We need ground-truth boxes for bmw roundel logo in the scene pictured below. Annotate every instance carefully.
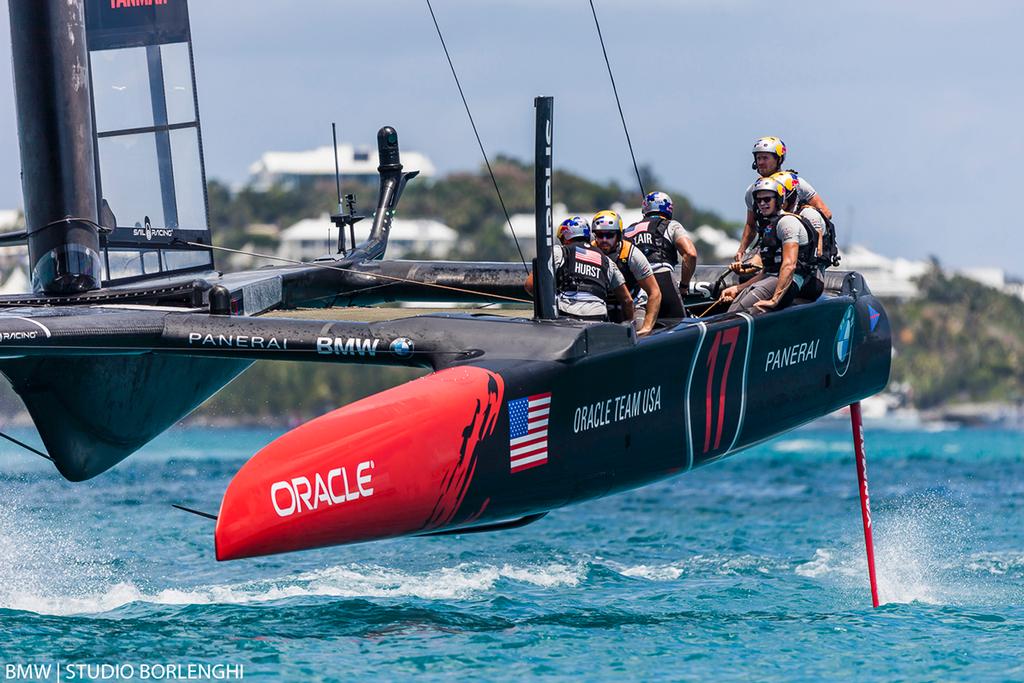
[833,305,855,377]
[390,337,415,358]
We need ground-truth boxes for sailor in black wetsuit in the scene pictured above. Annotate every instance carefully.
[722,176,822,315]
[592,210,661,336]
[623,192,697,319]
[525,216,633,322]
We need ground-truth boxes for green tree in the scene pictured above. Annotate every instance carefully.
[886,265,1024,407]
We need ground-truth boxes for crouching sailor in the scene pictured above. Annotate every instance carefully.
[592,210,661,335]
[721,175,822,315]
[526,216,633,322]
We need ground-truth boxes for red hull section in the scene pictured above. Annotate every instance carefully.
[215,366,504,560]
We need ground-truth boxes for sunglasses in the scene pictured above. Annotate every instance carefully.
[754,195,777,205]
[594,232,618,239]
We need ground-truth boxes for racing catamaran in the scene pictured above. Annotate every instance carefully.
[0,0,886,604]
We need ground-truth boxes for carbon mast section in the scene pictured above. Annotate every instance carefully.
[8,0,103,294]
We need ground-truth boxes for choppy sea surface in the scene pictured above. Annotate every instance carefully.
[0,425,1021,681]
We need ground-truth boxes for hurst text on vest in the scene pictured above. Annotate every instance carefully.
[556,244,613,299]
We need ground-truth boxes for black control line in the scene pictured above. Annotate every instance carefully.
[588,0,646,199]
[424,0,529,272]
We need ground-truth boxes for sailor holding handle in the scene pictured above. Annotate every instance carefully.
[722,175,821,315]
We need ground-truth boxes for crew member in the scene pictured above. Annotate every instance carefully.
[623,191,697,318]
[772,170,835,299]
[733,137,833,269]
[592,210,661,336]
[525,216,633,322]
[721,176,821,315]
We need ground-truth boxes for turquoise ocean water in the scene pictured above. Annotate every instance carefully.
[0,425,1021,681]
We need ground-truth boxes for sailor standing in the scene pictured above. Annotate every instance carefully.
[623,192,697,318]
[525,216,633,323]
[721,176,821,315]
[733,137,833,270]
[591,210,661,336]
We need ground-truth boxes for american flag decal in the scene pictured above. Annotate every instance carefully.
[624,222,647,239]
[575,246,603,266]
[508,392,551,472]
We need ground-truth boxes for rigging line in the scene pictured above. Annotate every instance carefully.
[0,430,52,461]
[184,241,533,304]
[424,0,529,273]
[587,0,645,199]
[171,504,217,521]
[694,295,725,318]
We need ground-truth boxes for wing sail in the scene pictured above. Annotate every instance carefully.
[84,0,214,283]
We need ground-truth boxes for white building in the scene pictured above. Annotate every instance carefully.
[956,267,1005,290]
[692,224,741,262]
[0,209,28,291]
[248,144,436,190]
[278,214,456,262]
[956,267,1024,302]
[0,267,29,295]
[837,244,929,299]
[1003,279,1024,302]
[0,209,19,230]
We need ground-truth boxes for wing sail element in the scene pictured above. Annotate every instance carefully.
[84,0,214,282]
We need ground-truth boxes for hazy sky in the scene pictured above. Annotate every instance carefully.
[0,1,1021,272]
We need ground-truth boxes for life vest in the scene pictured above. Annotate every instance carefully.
[624,215,677,266]
[757,212,818,279]
[610,239,640,293]
[779,168,839,269]
[800,207,841,269]
[556,243,613,299]
[602,239,641,310]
